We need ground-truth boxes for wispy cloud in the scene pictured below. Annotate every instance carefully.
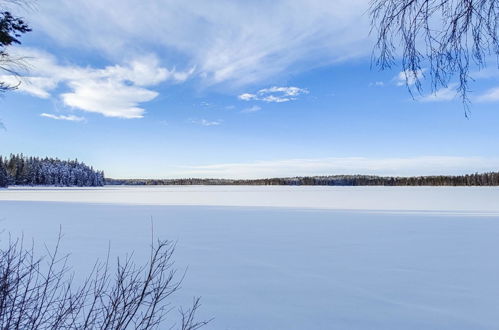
[40,113,86,122]
[5,47,193,119]
[238,93,257,101]
[470,67,499,80]
[27,0,371,86]
[239,86,308,103]
[395,69,425,86]
[369,81,384,87]
[172,156,499,179]
[241,105,262,113]
[191,119,222,126]
[419,84,458,102]
[0,75,57,98]
[476,87,499,102]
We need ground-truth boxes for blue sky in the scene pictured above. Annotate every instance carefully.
[1,0,499,179]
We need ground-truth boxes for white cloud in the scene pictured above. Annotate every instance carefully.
[395,69,425,86]
[27,0,371,86]
[40,113,86,122]
[191,119,222,126]
[61,80,158,119]
[369,81,384,87]
[419,84,458,102]
[470,67,499,80]
[99,56,170,86]
[238,93,257,101]
[476,87,499,102]
[241,105,262,113]
[200,101,213,108]
[239,86,308,103]
[259,86,304,96]
[0,75,58,98]
[173,156,499,179]
[6,47,193,118]
[261,95,290,103]
[171,67,196,83]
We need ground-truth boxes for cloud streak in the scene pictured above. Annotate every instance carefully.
[40,113,86,122]
[241,105,262,113]
[239,86,308,103]
[418,84,458,102]
[191,119,222,126]
[27,0,371,86]
[476,87,499,102]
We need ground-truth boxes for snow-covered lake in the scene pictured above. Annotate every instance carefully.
[1,186,499,329]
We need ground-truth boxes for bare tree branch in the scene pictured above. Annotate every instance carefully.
[370,0,499,115]
[0,232,209,329]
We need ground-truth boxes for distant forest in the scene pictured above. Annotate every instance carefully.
[106,172,499,186]
[0,154,105,187]
[1,154,498,187]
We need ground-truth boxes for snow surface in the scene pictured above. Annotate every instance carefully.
[2,185,499,212]
[1,186,499,329]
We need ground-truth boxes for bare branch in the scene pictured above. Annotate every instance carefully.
[0,232,208,329]
[370,0,499,115]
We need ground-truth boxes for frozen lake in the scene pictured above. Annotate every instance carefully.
[2,185,499,212]
[1,186,499,329]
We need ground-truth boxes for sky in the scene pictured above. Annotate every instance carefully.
[1,0,499,179]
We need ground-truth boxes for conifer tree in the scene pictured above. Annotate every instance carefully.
[1,154,105,187]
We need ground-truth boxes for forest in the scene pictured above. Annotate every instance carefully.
[106,172,499,186]
[0,154,105,187]
[2,154,498,187]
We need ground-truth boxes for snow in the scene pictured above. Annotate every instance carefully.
[2,185,499,212]
[1,186,499,329]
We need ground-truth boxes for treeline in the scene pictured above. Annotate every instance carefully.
[0,154,105,187]
[106,172,499,186]
[2,154,496,187]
